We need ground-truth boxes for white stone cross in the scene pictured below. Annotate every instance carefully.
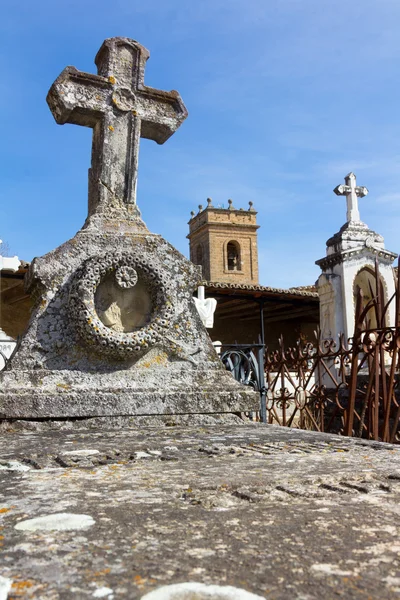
[47,37,187,218]
[333,172,368,223]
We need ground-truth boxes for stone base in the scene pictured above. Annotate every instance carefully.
[0,223,258,420]
[0,368,258,419]
[0,413,249,433]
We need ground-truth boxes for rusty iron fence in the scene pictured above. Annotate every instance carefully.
[264,260,400,443]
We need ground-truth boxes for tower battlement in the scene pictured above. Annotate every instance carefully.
[187,198,259,284]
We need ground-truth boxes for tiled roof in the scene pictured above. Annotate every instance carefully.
[203,281,319,299]
[288,284,318,293]
[0,260,29,274]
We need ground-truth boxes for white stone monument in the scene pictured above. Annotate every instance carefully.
[194,286,217,328]
[316,173,397,344]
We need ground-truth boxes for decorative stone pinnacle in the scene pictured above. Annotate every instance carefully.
[228,199,233,209]
[333,172,369,223]
[198,204,203,213]
[248,201,254,211]
[207,198,213,207]
[190,211,195,218]
[46,37,188,219]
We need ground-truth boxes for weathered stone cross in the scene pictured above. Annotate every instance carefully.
[47,37,187,218]
[333,172,368,223]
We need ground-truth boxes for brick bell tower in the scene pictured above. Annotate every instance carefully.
[187,198,259,284]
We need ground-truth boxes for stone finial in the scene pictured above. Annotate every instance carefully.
[248,201,254,211]
[46,37,188,218]
[207,197,213,207]
[228,199,233,210]
[333,172,368,223]
[198,204,203,213]
[190,211,195,219]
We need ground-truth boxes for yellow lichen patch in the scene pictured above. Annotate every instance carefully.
[56,383,71,390]
[11,580,34,593]
[92,568,111,577]
[132,110,137,115]
[142,353,168,369]
[108,76,116,85]
[133,575,147,588]
[0,508,10,514]
[108,125,114,132]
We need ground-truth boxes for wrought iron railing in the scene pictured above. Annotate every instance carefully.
[264,260,400,442]
[217,343,267,422]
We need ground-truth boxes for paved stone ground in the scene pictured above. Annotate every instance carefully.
[1,423,400,599]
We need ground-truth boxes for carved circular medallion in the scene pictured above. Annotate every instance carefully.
[112,87,136,112]
[69,253,174,359]
[115,265,138,288]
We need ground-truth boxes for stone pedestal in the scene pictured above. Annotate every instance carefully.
[0,220,257,419]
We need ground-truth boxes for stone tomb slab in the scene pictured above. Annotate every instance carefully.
[1,424,400,599]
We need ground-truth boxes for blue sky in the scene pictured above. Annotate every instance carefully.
[2,0,400,288]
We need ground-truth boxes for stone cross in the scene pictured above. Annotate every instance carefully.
[333,172,368,223]
[47,37,188,217]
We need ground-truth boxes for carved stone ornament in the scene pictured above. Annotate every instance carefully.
[112,87,137,112]
[115,265,138,288]
[69,253,174,359]
[365,235,375,249]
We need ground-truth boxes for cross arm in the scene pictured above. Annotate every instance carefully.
[333,184,369,197]
[355,186,368,197]
[333,184,350,196]
[136,87,188,144]
[47,66,111,128]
